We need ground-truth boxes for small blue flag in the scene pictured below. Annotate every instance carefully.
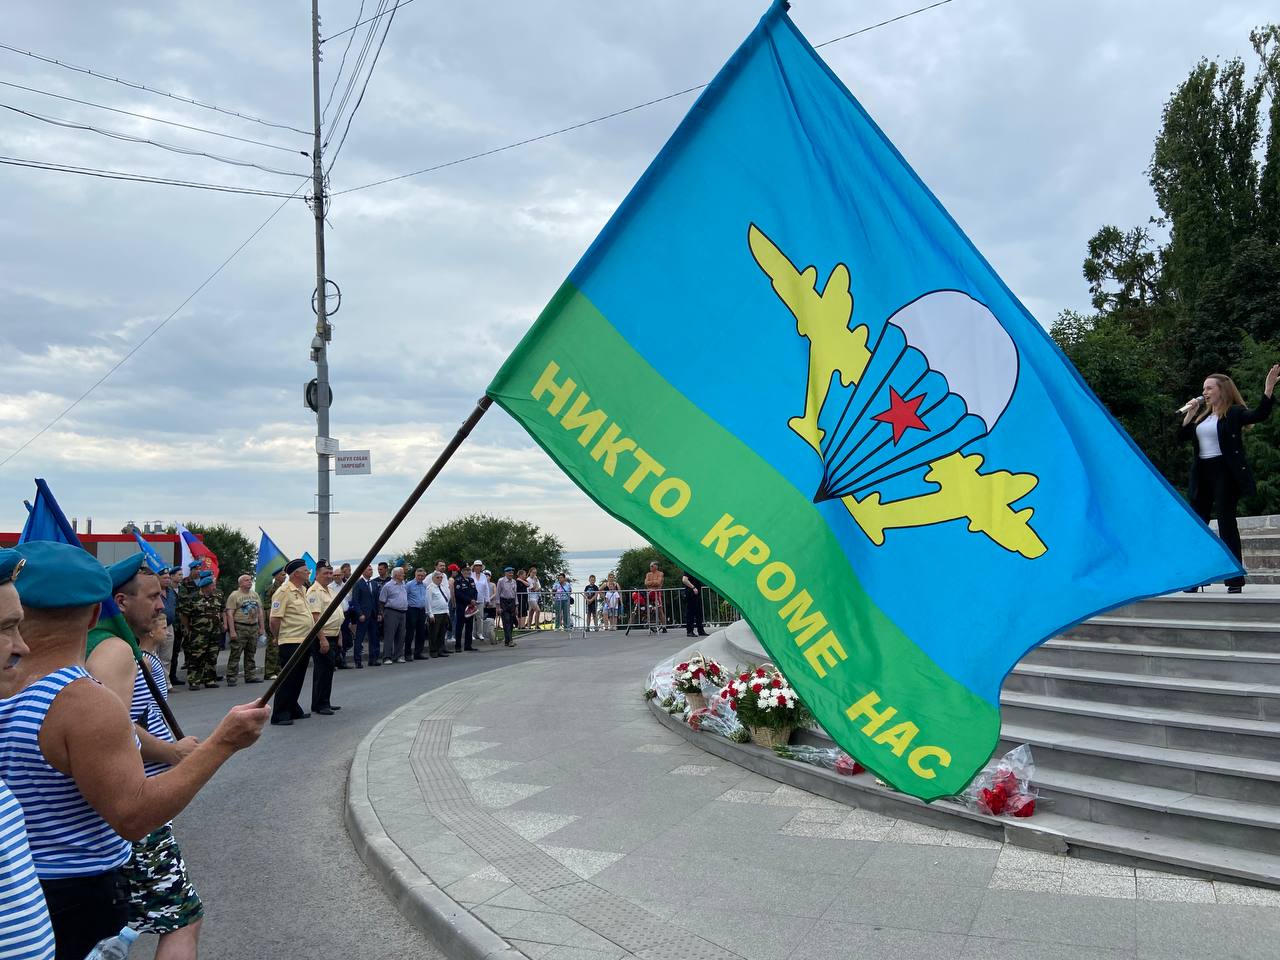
[132,530,169,573]
[18,479,81,546]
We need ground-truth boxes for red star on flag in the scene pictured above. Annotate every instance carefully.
[872,387,929,444]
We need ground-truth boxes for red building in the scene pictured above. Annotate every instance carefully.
[0,533,186,567]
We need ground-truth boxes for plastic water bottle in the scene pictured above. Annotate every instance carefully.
[84,926,139,959]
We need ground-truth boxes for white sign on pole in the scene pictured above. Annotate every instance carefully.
[316,437,339,456]
[334,450,372,476]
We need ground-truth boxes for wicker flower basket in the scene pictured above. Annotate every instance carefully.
[684,690,707,712]
[748,725,793,749]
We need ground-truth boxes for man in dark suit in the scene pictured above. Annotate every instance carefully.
[368,562,390,666]
[350,565,376,668]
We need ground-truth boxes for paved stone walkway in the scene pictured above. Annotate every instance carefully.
[351,645,1280,960]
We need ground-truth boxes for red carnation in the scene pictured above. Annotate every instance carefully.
[677,663,689,671]
[730,699,739,710]
[739,673,750,681]
[751,682,763,693]
[755,668,766,678]
[771,677,782,688]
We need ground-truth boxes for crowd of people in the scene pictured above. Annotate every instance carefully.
[0,542,718,960]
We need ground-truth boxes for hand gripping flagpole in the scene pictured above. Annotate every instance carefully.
[256,397,493,708]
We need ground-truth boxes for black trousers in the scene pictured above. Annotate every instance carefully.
[685,589,705,634]
[428,613,450,655]
[453,608,474,651]
[272,642,311,721]
[42,868,128,960]
[1192,456,1246,586]
[407,607,427,658]
[311,637,336,710]
[500,597,518,644]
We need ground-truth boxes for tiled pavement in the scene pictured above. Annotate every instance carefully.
[350,649,1280,960]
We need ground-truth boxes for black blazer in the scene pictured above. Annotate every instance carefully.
[352,576,375,616]
[1178,394,1273,499]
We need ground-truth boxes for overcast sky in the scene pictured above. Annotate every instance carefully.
[0,0,1272,562]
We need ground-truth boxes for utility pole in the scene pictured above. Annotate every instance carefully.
[309,0,333,560]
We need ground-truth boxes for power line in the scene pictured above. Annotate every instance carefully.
[332,0,958,197]
[0,78,307,155]
[325,0,389,147]
[0,183,307,471]
[0,101,310,178]
[814,0,955,46]
[321,0,417,43]
[0,155,303,198]
[325,0,398,174]
[0,39,310,136]
[331,84,707,196]
[322,0,367,125]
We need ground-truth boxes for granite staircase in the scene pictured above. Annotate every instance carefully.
[687,591,1280,886]
[1000,591,1280,885]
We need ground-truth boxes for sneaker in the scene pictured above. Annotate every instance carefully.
[188,684,201,692]
[204,682,221,689]
[245,678,262,684]
[384,658,394,665]
[266,674,278,680]
[395,658,406,663]
[226,679,238,687]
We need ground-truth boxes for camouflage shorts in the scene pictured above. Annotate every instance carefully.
[123,825,204,934]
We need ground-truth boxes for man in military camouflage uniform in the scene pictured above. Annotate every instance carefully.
[260,568,286,679]
[169,560,201,684]
[183,571,223,690]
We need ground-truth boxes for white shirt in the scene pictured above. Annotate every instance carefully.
[473,571,492,603]
[1195,414,1222,459]
[426,579,452,615]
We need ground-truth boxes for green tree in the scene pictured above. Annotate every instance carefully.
[402,514,564,576]
[1060,24,1280,509]
[615,545,680,591]
[1230,335,1280,514]
[167,523,256,597]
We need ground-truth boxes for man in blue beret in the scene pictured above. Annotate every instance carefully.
[0,541,269,958]
[172,561,204,688]
[183,572,223,692]
[87,555,206,958]
[0,548,57,960]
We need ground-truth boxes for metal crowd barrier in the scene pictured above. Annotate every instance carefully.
[512,584,740,637]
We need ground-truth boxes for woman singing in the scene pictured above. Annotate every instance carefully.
[1177,365,1279,592]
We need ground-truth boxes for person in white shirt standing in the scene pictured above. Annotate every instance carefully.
[470,561,491,645]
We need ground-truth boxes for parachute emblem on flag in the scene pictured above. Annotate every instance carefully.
[748,224,1047,559]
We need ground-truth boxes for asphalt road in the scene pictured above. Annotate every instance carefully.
[128,627,638,960]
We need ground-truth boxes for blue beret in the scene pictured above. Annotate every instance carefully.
[188,560,203,571]
[196,571,214,587]
[12,541,111,609]
[0,548,23,586]
[107,553,147,592]
[168,566,182,576]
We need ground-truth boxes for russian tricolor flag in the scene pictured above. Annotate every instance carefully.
[177,524,219,578]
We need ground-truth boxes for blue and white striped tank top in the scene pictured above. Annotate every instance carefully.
[0,666,132,879]
[131,651,175,777]
[0,779,55,960]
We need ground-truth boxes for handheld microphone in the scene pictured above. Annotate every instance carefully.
[1177,395,1207,415]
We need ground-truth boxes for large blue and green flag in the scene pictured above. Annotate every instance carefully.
[488,1,1238,800]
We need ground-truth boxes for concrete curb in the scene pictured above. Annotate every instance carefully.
[345,689,527,960]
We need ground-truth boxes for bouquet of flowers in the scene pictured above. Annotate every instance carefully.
[961,744,1037,818]
[720,665,810,746]
[672,655,727,694]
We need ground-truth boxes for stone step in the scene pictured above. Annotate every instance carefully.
[1032,769,1280,852]
[651,698,1280,886]
[999,691,1280,761]
[1241,553,1280,569]
[1066,617,1280,652]
[997,724,1280,805]
[1024,811,1280,887]
[1109,594,1280,623]
[1026,638,1280,683]
[1005,663,1280,720]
